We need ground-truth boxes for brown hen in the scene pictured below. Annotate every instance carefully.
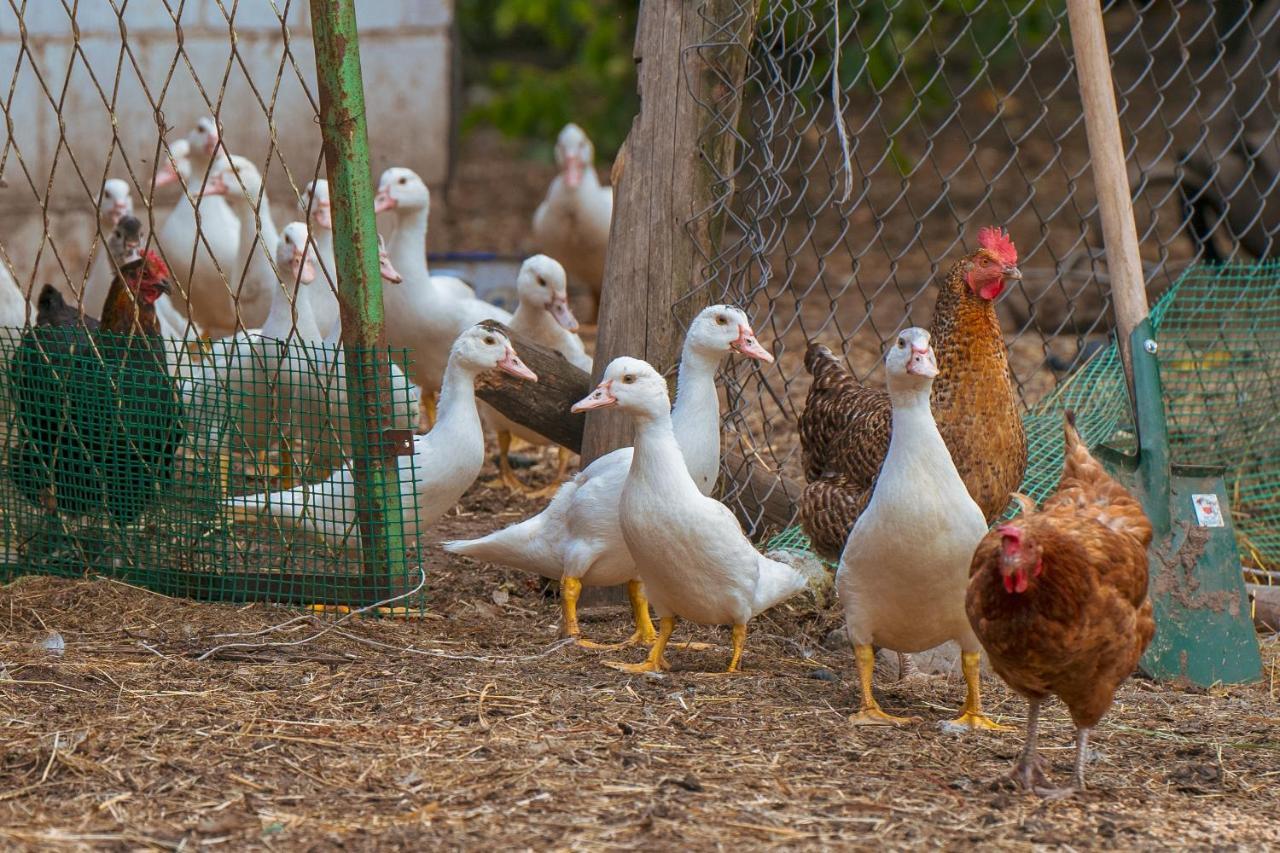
[798,227,1028,559]
[966,413,1154,794]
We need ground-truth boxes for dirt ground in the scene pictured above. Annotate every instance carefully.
[1,469,1278,851]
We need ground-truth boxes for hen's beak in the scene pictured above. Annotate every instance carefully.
[907,345,938,378]
[549,294,579,332]
[290,247,317,284]
[731,324,774,363]
[379,242,402,284]
[497,346,538,382]
[154,278,173,296]
[373,189,396,213]
[1002,264,1022,281]
[563,153,584,188]
[572,380,616,412]
[312,201,333,230]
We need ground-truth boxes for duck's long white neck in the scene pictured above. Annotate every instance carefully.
[426,359,481,452]
[235,196,280,278]
[631,407,703,498]
[670,344,724,494]
[388,206,429,281]
[512,301,562,343]
[262,279,321,342]
[884,381,947,468]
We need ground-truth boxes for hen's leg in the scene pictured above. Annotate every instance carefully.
[606,616,674,673]
[947,651,1014,731]
[849,644,918,726]
[1011,699,1053,790]
[1073,727,1091,791]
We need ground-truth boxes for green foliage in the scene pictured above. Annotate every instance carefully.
[458,0,639,157]
[458,1,1061,160]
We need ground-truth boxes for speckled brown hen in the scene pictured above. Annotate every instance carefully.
[798,228,1028,560]
[966,413,1154,794]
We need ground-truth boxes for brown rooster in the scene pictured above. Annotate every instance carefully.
[799,227,1027,560]
[966,413,1154,794]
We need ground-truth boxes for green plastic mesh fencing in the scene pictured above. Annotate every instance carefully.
[0,333,424,609]
[1157,262,1280,568]
[765,264,1280,563]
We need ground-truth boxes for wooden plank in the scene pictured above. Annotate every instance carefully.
[584,0,757,462]
[1066,0,1148,382]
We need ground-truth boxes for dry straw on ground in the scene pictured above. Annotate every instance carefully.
[1,476,1277,851]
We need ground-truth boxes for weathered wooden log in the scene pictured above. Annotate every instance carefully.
[474,319,800,537]
[475,320,592,449]
[1247,583,1280,633]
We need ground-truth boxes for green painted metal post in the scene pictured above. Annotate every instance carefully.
[310,1,408,597]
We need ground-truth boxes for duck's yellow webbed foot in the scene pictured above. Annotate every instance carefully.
[849,643,919,727]
[605,616,674,672]
[945,651,1014,732]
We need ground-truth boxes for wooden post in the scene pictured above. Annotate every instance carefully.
[1067,0,1149,383]
[582,0,757,463]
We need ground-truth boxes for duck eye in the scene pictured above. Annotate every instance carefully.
[897,338,905,348]
[483,336,496,346]
[398,177,408,185]
[716,315,727,325]
[536,277,546,286]
[623,374,635,384]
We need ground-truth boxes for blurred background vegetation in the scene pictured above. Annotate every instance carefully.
[458,1,1062,163]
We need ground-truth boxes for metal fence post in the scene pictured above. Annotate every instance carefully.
[310,0,408,598]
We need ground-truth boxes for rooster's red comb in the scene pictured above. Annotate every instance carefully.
[977,226,1018,266]
[141,250,170,283]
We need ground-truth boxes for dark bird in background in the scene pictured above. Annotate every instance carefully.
[36,285,100,330]
[7,245,184,525]
[798,228,1029,560]
[966,413,1154,795]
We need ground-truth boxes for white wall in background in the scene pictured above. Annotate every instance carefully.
[0,0,453,294]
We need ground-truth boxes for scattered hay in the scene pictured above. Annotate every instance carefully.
[1,488,1277,849]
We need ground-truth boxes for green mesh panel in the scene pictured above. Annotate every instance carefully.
[763,265,1269,563]
[1156,262,1280,567]
[0,332,423,610]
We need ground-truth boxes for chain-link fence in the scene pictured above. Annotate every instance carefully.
[671,1,1280,535]
[0,2,435,606]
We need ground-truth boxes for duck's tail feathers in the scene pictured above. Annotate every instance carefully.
[750,554,809,617]
[444,511,559,574]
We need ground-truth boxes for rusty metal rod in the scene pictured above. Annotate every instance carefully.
[310,0,408,596]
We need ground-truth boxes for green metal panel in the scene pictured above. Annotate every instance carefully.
[310,0,410,598]
[1124,321,1260,684]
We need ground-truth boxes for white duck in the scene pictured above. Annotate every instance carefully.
[445,305,774,646]
[294,237,421,480]
[837,327,1008,730]
[375,167,509,418]
[485,254,590,494]
[84,178,133,313]
[157,117,246,337]
[532,124,613,320]
[216,220,321,484]
[573,357,805,673]
[224,325,536,547]
[217,156,296,335]
[299,179,342,339]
